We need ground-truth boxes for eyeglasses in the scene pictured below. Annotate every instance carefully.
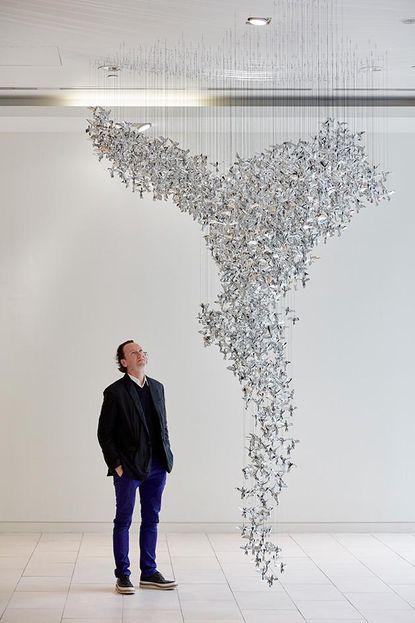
[129,350,148,357]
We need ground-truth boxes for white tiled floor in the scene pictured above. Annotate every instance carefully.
[1,532,415,622]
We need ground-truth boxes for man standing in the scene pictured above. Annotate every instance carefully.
[97,340,177,594]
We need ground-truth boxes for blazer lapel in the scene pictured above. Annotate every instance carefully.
[147,377,164,426]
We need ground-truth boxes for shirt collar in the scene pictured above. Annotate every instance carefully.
[128,374,147,389]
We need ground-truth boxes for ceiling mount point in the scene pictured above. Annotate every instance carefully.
[98,64,121,72]
[359,65,383,72]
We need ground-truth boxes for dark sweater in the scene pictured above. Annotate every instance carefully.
[131,380,167,467]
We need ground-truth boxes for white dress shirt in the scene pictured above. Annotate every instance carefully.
[128,374,147,389]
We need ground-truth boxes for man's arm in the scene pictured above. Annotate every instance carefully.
[97,388,122,473]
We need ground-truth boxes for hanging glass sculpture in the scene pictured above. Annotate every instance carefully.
[87,106,390,585]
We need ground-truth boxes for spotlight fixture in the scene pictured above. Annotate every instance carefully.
[401,18,415,24]
[246,17,271,26]
[131,122,152,133]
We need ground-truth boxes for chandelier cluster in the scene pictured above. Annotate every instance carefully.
[87,106,390,586]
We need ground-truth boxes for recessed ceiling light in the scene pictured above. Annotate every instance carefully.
[246,17,271,26]
[132,122,152,133]
[401,18,415,24]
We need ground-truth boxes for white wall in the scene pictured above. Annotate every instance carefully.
[0,126,414,527]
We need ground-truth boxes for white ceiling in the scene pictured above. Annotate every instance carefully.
[0,0,414,111]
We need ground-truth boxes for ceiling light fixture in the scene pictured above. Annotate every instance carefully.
[246,17,271,26]
[401,18,415,24]
[132,122,152,133]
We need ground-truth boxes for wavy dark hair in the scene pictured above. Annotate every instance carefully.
[116,340,134,373]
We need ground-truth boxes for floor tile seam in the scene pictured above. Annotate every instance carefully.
[250,533,309,622]
[289,533,370,623]
[371,533,415,570]
[60,531,84,623]
[331,532,415,611]
[165,530,185,623]
[205,531,251,623]
[205,532,307,622]
[2,531,44,618]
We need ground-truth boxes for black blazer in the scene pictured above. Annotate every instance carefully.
[97,373,174,480]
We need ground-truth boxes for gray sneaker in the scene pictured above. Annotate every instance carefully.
[139,570,178,590]
[115,575,135,594]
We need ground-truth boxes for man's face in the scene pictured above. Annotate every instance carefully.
[121,342,147,372]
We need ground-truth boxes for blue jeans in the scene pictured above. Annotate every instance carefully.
[113,456,167,578]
